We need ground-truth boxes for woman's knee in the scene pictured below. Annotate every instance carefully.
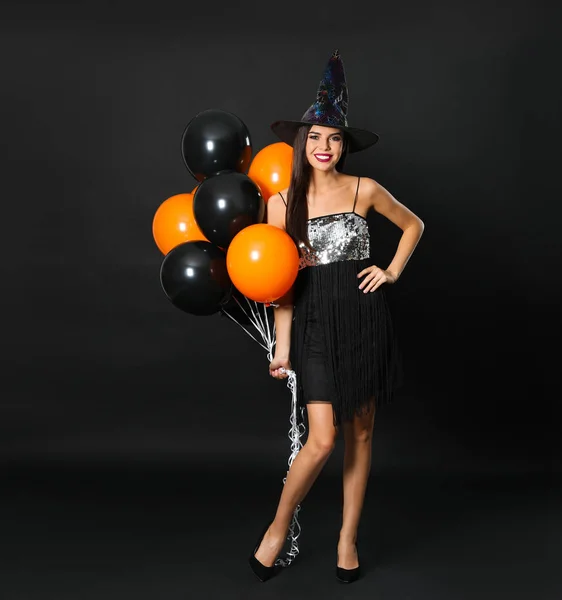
[305,403,338,457]
[352,427,372,444]
[345,407,376,443]
[307,435,337,458]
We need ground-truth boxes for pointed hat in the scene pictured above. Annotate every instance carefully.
[270,50,379,153]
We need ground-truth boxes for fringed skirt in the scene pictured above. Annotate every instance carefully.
[292,258,403,427]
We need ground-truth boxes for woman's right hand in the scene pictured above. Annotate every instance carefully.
[269,356,291,380]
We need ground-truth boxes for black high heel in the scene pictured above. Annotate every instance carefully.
[248,522,280,582]
[336,564,361,583]
[336,546,361,583]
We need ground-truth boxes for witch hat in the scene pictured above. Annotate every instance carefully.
[270,50,379,153]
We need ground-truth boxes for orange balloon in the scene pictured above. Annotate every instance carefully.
[248,142,293,203]
[152,193,208,255]
[227,224,299,303]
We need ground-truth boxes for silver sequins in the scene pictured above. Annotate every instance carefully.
[298,212,370,269]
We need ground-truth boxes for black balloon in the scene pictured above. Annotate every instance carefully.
[181,109,252,182]
[193,171,265,248]
[160,241,232,316]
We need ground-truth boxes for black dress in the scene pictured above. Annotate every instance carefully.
[279,177,402,427]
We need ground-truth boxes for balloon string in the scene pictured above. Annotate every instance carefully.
[222,297,306,568]
[220,308,269,352]
[230,297,269,343]
[261,300,275,360]
[274,367,306,568]
[248,297,267,339]
[232,296,267,341]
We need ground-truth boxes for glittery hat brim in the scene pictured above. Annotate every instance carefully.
[270,120,379,153]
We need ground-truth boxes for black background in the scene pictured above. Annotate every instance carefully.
[1,1,560,598]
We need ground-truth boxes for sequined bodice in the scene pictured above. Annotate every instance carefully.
[298,212,370,269]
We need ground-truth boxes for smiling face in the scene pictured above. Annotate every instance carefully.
[305,126,344,171]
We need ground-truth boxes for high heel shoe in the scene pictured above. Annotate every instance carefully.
[336,564,361,583]
[336,546,361,583]
[248,522,281,582]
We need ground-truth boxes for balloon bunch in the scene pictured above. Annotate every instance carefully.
[153,108,298,316]
[152,109,304,568]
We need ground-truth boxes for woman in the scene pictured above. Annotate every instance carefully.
[248,51,425,583]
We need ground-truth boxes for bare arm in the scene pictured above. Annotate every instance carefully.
[272,287,294,360]
[267,192,294,361]
[363,177,425,281]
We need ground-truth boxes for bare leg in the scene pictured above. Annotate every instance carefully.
[254,402,338,566]
[338,400,376,569]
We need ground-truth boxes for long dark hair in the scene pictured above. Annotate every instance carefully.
[285,125,349,249]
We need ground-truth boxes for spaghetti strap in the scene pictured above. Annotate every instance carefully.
[278,191,287,207]
[352,177,361,213]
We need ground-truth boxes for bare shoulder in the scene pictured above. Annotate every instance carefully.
[266,189,288,229]
[359,176,399,209]
[267,188,288,210]
[358,176,424,231]
[354,176,380,216]
[357,176,379,196]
